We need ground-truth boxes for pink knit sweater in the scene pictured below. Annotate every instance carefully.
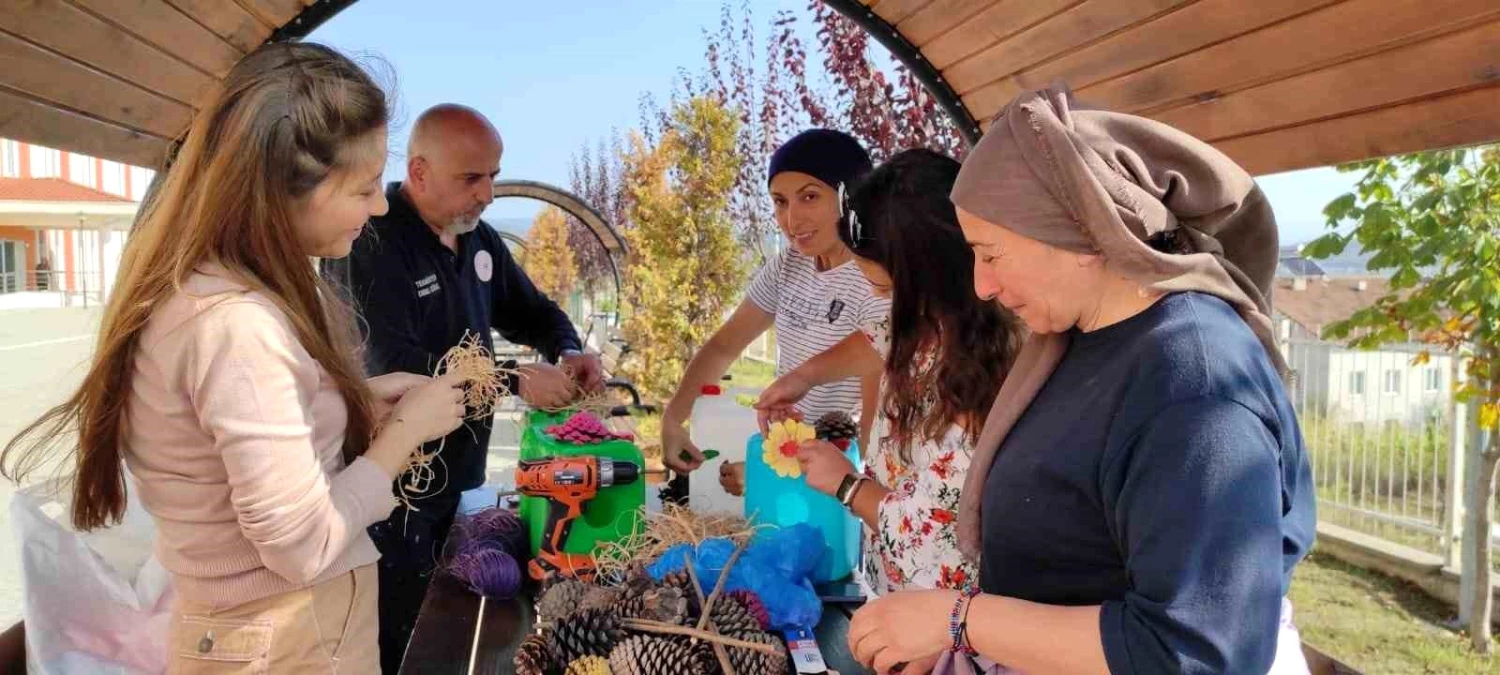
[123,265,394,606]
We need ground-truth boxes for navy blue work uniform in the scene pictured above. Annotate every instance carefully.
[322,182,581,673]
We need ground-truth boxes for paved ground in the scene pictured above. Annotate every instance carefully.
[0,307,529,627]
[0,307,101,626]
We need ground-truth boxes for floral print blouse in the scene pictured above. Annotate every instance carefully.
[858,313,980,597]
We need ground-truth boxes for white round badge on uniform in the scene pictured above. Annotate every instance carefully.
[475,250,494,282]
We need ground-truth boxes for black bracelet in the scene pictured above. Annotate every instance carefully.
[958,592,978,656]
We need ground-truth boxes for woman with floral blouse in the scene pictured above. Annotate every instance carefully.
[756,149,1024,595]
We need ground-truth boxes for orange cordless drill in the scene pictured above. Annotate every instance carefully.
[516,455,641,582]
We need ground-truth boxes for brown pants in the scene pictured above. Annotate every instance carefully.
[166,565,379,674]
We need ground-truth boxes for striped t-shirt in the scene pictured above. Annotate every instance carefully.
[746,248,890,421]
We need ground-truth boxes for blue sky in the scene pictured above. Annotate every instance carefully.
[309,0,1356,246]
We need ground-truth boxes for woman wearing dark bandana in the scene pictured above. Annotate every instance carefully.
[847,88,1316,675]
[660,129,890,491]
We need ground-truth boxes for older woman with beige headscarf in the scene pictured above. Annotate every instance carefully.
[846,88,1316,675]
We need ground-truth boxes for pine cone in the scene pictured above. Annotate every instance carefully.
[565,655,613,675]
[607,635,713,675]
[617,585,691,625]
[620,565,656,599]
[675,637,719,675]
[725,590,771,631]
[659,569,702,617]
[815,411,858,443]
[514,631,557,675]
[725,631,788,675]
[549,608,626,664]
[707,595,762,639]
[660,569,697,594]
[578,586,622,615]
[538,579,591,624]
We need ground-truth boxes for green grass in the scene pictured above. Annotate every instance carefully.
[1291,552,1497,673]
[726,357,776,388]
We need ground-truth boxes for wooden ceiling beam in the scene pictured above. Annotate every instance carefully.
[961,0,1340,121]
[70,0,244,75]
[1077,0,1500,116]
[920,0,1075,70]
[163,0,268,53]
[1158,19,1500,146]
[944,0,1193,93]
[0,30,193,139]
[1217,84,1500,176]
[0,86,173,169]
[0,0,215,107]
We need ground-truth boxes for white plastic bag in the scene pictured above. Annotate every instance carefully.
[12,479,174,674]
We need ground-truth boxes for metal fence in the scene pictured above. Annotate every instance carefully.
[1284,336,1497,568]
[0,269,108,308]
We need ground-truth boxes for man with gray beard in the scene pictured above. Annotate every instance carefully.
[323,103,603,672]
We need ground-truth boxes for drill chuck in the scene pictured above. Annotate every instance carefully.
[599,457,640,487]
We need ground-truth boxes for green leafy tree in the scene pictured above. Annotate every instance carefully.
[617,96,747,398]
[1303,144,1500,651]
[524,206,579,305]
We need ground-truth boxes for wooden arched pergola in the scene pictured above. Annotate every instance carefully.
[1,0,1497,181]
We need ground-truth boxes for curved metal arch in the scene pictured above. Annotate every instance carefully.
[490,179,625,302]
[491,180,626,255]
[266,0,364,44]
[498,231,527,251]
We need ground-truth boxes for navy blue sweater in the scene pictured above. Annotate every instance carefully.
[979,292,1315,674]
[323,183,581,498]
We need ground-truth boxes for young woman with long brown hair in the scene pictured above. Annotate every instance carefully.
[756,148,1023,597]
[2,42,466,672]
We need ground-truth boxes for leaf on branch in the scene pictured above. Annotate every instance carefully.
[1323,193,1358,222]
[1301,234,1347,260]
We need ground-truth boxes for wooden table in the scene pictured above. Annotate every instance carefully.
[398,571,871,674]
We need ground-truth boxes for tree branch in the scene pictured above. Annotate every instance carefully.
[620,618,780,655]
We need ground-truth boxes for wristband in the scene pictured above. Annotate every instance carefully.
[948,589,979,656]
[836,473,867,506]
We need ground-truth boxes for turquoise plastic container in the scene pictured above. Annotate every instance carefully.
[742,433,861,583]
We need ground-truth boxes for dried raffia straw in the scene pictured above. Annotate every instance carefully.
[535,390,617,418]
[436,330,517,421]
[394,330,523,516]
[591,504,765,586]
[536,361,618,417]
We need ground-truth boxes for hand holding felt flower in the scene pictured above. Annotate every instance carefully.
[763,419,816,478]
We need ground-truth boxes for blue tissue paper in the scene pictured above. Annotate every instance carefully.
[647,524,826,630]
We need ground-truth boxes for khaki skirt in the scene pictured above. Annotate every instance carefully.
[166,564,379,674]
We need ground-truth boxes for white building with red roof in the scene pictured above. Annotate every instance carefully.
[0,138,150,305]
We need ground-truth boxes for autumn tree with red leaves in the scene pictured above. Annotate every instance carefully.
[566,133,629,294]
[571,0,968,268]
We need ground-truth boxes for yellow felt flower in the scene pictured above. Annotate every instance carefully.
[763,419,816,478]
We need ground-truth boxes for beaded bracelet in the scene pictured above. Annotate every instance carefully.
[947,588,980,656]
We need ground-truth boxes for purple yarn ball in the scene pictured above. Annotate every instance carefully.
[445,547,523,599]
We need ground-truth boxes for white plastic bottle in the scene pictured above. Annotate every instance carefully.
[687,384,758,514]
